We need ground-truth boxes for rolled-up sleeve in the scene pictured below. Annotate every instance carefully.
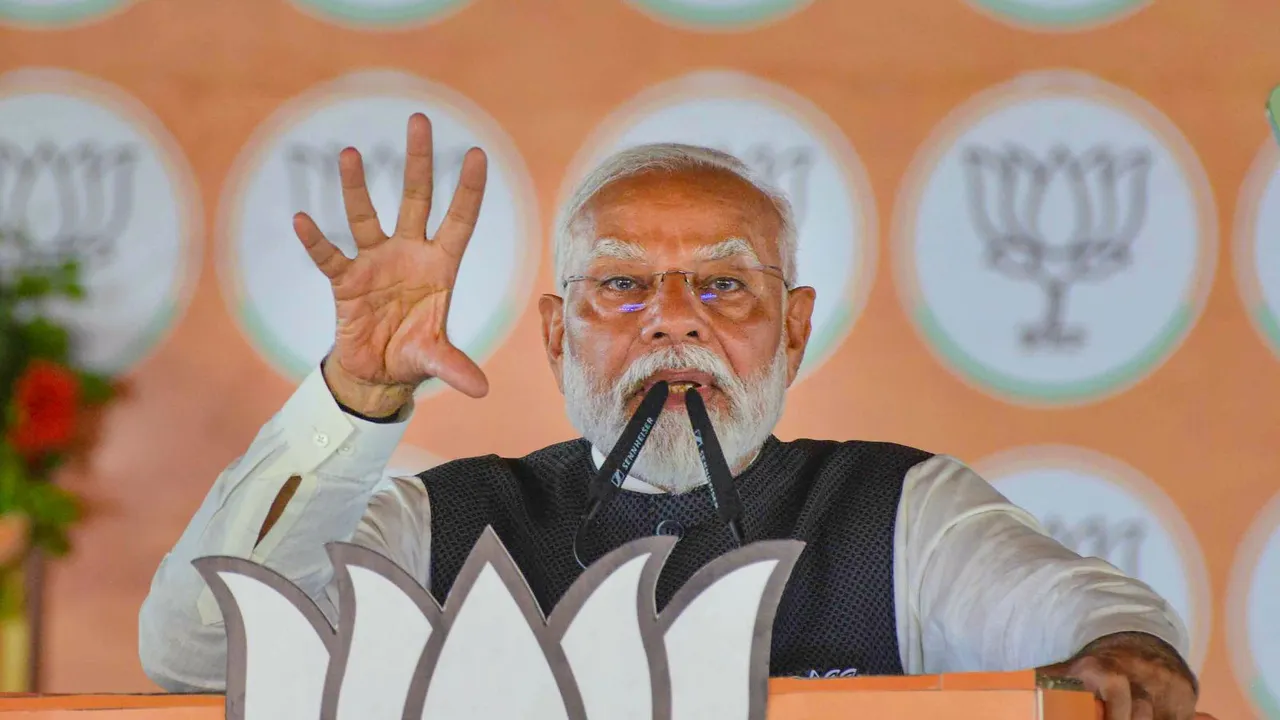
[138,365,430,692]
[895,455,1188,674]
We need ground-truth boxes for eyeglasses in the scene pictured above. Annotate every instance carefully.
[562,263,790,320]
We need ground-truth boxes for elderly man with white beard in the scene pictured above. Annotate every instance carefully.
[140,113,1210,720]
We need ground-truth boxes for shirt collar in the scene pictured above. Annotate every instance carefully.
[590,446,666,494]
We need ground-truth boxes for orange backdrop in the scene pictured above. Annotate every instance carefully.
[0,1,1278,719]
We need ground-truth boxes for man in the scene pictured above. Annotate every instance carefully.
[140,113,1208,720]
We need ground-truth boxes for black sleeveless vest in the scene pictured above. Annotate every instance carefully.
[416,436,932,677]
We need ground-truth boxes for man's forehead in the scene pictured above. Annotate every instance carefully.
[580,170,783,264]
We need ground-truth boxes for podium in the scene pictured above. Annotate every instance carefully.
[0,671,1101,718]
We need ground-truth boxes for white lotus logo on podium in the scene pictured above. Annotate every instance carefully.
[195,528,803,720]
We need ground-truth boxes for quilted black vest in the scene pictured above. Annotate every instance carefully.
[417,435,932,677]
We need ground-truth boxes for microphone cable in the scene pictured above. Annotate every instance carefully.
[573,380,669,569]
[683,387,746,546]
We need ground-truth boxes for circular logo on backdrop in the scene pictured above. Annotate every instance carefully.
[0,0,129,26]
[289,0,469,27]
[894,70,1216,407]
[978,445,1210,670]
[564,70,877,381]
[1233,140,1280,360]
[218,70,538,388]
[964,0,1149,30]
[0,68,201,373]
[1228,492,1280,718]
[624,0,810,29]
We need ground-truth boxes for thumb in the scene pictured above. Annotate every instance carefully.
[416,341,489,399]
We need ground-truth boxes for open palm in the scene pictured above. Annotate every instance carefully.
[294,113,490,404]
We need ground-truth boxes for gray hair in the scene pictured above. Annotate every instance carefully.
[555,143,798,289]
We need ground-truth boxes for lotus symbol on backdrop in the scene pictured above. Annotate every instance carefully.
[0,140,136,265]
[1042,515,1147,577]
[711,143,816,225]
[195,527,803,720]
[285,142,469,253]
[962,144,1152,350]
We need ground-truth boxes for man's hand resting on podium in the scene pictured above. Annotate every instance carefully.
[1040,632,1216,720]
[293,112,491,418]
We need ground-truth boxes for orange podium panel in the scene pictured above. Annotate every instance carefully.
[0,671,1101,719]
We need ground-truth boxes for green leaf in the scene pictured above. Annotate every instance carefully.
[58,258,80,278]
[20,318,69,361]
[55,260,85,301]
[23,483,80,528]
[78,373,114,405]
[0,403,16,436]
[29,523,69,557]
[0,447,25,514]
[13,273,53,300]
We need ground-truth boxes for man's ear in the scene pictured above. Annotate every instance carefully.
[539,294,567,393]
[783,286,816,386]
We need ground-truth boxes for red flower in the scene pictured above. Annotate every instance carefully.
[7,360,81,458]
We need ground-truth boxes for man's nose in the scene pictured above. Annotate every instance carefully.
[641,273,711,343]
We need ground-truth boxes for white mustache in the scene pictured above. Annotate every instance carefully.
[613,345,744,403]
[561,336,789,494]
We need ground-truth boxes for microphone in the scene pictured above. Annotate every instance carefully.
[683,387,746,546]
[581,380,669,529]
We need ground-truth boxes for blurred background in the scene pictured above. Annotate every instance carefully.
[0,0,1277,717]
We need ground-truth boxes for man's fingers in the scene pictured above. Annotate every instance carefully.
[293,212,350,279]
[419,341,489,399]
[1097,674,1134,720]
[1131,698,1154,720]
[1070,658,1133,720]
[395,113,434,239]
[338,147,386,249]
[433,147,487,257]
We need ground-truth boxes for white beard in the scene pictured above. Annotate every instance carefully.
[562,338,789,494]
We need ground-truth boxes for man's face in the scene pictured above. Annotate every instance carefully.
[538,168,816,492]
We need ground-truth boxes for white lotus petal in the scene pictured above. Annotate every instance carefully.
[334,564,433,720]
[664,559,780,720]
[217,571,330,720]
[560,554,652,720]
[420,564,570,720]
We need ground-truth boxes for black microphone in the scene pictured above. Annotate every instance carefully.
[581,380,669,528]
[683,387,746,546]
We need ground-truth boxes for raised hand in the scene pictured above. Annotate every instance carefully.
[293,113,489,417]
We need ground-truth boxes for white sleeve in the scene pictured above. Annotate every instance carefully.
[894,455,1188,674]
[137,366,433,692]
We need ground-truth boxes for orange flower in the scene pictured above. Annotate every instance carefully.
[7,360,81,458]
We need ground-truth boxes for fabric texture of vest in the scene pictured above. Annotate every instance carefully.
[417,436,932,677]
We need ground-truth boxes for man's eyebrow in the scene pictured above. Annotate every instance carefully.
[587,238,648,262]
[694,237,762,264]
